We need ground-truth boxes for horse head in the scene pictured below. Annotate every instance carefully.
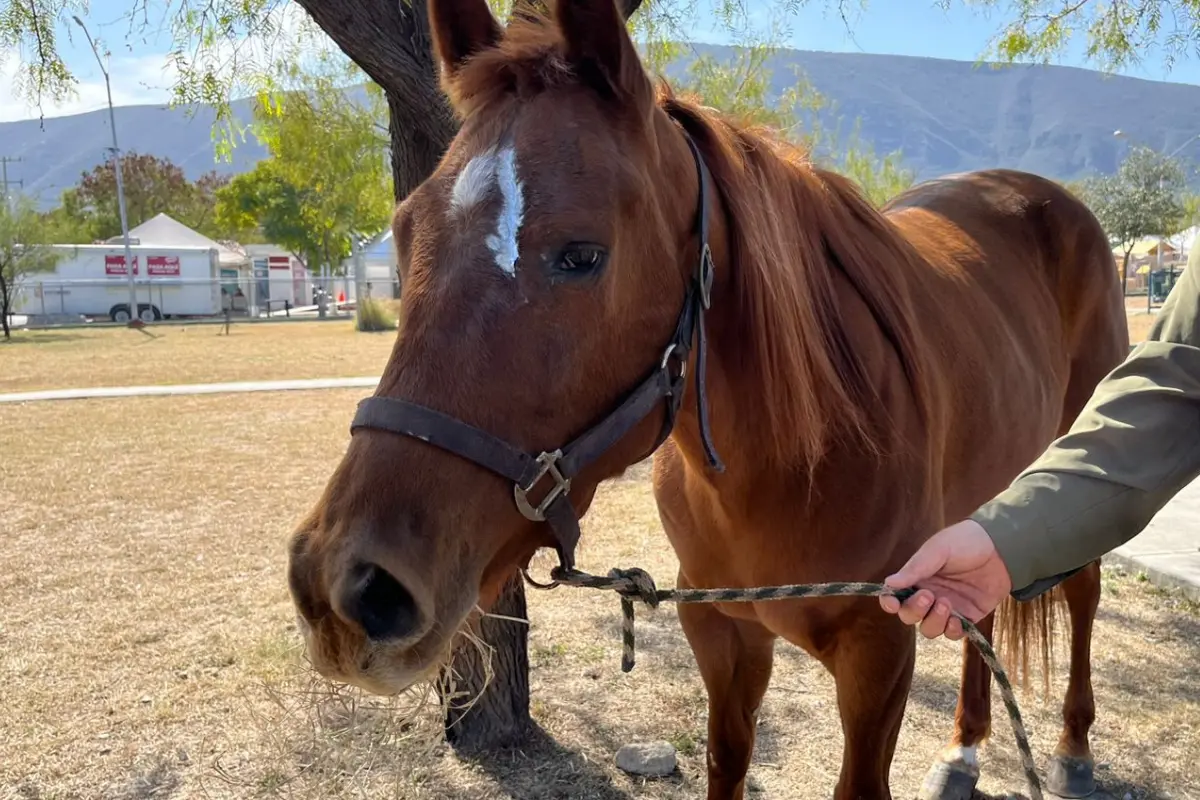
[285,0,721,695]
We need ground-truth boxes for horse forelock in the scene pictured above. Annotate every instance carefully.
[441,14,574,118]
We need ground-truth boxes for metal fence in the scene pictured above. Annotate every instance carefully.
[15,273,403,323]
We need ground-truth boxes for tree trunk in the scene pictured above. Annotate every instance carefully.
[442,572,532,751]
[1121,249,1132,296]
[0,273,10,340]
[293,0,533,753]
[386,91,450,201]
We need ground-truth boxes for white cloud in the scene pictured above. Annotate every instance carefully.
[0,3,345,124]
[1,49,178,123]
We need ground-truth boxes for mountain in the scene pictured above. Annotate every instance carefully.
[4,44,1199,210]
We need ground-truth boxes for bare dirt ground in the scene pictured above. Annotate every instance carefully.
[2,390,1197,800]
[0,321,396,394]
[1127,312,1158,344]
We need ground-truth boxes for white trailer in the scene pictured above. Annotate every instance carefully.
[16,244,225,323]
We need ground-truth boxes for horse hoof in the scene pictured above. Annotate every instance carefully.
[918,760,980,800]
[1046,756,1096,798]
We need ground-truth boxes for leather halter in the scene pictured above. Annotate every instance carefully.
[349,128,724,574]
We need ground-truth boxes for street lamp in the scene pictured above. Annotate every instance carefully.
[1113,129,1199,311]
[1114,129,1200,160]
[72,15,139,325]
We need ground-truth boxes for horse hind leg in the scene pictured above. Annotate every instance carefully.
[1044,559,1101,798]
[918,613,995,800]
[1038,308,1116,796]
[926,569,1098,800]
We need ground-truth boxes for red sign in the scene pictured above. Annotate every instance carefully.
[105,254,139,276]
[147,255,181,276]
[268,255,291,270]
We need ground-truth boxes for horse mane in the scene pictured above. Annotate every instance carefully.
[445,14,935,471]
[658,88,935,470]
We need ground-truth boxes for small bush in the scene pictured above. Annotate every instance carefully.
[355,296,397,332]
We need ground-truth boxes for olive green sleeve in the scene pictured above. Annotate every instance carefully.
[971,252,1200,595]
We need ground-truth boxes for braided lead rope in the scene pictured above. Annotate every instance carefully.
[543,566,1043,800]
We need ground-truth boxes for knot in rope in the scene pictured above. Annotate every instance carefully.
[606,567,661,608]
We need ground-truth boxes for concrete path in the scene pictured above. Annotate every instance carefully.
[0,376,379,404]
[2,375,1198,597]
[1106,479,1200,599]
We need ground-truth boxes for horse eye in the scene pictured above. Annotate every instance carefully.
[557,245,607,273]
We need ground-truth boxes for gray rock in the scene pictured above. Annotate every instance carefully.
[615,741,677,777]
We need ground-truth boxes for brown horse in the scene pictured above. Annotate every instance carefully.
[286,1,1129,797]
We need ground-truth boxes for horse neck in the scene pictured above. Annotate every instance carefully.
[667,129,934,498]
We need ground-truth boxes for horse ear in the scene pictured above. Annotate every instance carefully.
[428,0,503,83]
[554,0,653,110]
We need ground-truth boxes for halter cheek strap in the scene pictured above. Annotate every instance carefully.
[349,128,723,574]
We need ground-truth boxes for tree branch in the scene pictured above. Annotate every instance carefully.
[290,0,456,147]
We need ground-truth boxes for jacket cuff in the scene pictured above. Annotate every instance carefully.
[969,489,1048,595]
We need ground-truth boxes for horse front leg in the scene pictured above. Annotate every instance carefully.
[826,607,917,800]
[921,613,996,800]
[677,569,776,800]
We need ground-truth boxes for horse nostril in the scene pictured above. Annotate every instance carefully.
[350,563,422,642]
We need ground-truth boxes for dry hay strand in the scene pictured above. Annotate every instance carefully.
[199,614,510,798]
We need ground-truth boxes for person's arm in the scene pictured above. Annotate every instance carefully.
[974,253,1200,597]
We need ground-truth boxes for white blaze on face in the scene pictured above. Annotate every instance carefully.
[447,144,525,278]
[450,148,498,213]
[486,147,524,277]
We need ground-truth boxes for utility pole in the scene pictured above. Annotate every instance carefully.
[0,156,23,207]
[73,16,139,325]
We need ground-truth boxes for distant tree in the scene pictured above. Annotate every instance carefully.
[1173,192,1200,236]
[1078,145,1187,291]
[214,60,392,274]
[50,153,235,243]
[216,163,325,269]
[0,194,61,340]
[185,172,238,241]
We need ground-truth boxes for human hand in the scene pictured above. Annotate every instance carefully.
[878,519,1014,640]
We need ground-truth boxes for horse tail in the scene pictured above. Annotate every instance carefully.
[993,586,1067,698]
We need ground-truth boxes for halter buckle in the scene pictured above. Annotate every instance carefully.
[514,449,572,522]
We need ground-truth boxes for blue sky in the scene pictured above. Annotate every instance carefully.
[4,0,1198,122]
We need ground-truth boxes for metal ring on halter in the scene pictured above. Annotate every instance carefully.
[521,567,560,590]
[661,343,687,381]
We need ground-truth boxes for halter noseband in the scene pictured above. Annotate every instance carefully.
[349,128,724,575]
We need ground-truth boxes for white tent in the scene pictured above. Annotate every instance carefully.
[107,213,249,269]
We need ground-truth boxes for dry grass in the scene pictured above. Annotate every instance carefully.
[3,307,1159,398]
[2,391,1198,799]
[1,321,397,394]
